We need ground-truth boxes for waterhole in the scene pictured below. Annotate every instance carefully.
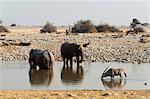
[0,61,150,90]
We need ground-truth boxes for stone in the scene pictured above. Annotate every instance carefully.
[102,93,111,96]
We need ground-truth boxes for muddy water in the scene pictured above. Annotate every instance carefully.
[0,61,150,90]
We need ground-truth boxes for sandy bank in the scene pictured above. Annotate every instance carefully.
[0,90,150,99]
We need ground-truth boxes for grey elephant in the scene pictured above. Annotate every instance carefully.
[61,42,89,67]
[29,49,55,70]
[29,68,53,85]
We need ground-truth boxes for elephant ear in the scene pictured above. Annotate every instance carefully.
[72,43,80,50]
[29,49,35,56]
[43,50,50,60]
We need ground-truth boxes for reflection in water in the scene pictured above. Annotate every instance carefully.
[101,78,126,89]
[61,65,84,84]
[1,61,150,90]
[29,68,53,85]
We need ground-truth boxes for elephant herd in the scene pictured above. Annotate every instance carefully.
[28,42,127,88]
[29,42,87,70]
[28,42,87,85]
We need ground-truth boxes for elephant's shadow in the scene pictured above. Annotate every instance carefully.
[29,68,53,86]
[61,65,84,84]
[101,78,126,89]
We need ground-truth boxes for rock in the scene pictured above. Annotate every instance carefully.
[51,93,59,96]
[131,93,136,95]
[92,59,96,62]
[124,92,130,94]
[90,96,94,99]
[102,93,111,96]
[66,94,73,97]
[114,93,119,96]
[144,83,147,85]
[18,97,22,99]
[146,51,150,56]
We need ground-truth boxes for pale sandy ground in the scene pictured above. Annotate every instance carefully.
[0,90,150,99]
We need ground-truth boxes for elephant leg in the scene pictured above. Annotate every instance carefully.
[33,65,37,70]
[38,57,48,69]
[77,65,82,73]
[111,76,114,80]
[70,57,73,68]
[43,58,49,69]
[76,56,79,67]
[29,60,34,67]
[119,74,123,78]
[46,59,50,69]
[29,60,36,69]
[66,58,69,67]
[63,57,66,68]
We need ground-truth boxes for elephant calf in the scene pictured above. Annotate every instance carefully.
[61,42,89,67]
[29,49,55,70]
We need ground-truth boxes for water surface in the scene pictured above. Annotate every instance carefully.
[0,61,150,90]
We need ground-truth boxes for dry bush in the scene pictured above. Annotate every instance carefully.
[134,27,145,33]
[0,25,9,33]
[40,21,56,33]
[141,23,149,27]
[71,20,97,33]
[96,24,121,33]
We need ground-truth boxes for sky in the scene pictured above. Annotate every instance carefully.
[0,0,149,26]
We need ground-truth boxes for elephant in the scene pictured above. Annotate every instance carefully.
[101,78,126,89]
[61,42,89,67]
[29,68,53,85]
[29,49,55,70]
[61,65,84,84]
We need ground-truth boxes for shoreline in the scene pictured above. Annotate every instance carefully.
[0,90,150,99]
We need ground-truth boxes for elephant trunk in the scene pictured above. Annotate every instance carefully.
[79,51,83,63]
